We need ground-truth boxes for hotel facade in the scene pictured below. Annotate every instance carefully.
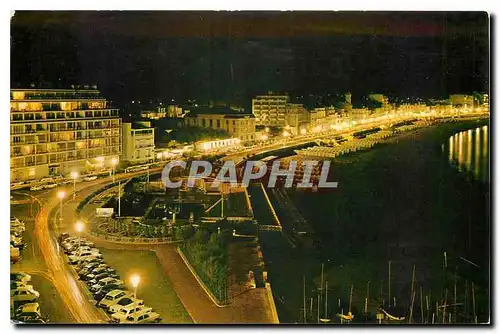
[10,88,121,182]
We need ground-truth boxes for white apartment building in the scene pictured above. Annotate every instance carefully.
[10,88,121,182]
[121,121,155,165]
[252,93,290,126]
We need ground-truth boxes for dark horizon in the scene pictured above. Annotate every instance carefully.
[10,11,489,109]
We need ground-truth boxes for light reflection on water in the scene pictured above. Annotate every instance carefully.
[447,125,489,183]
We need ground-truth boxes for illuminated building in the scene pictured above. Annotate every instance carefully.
[184,107,256,142]
[252,92,290,126]
[10,88,121,181]
[121,121,155,164]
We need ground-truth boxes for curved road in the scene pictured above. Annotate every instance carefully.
[16,167,163,323]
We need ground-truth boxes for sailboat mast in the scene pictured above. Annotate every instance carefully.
[388,261,392,307]
[324,281,328,319]
[303,276,307,323]
[348,284,354,314]
[472,282,477,324]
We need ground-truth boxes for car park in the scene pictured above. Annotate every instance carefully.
[110,305,152,323]
[108,297,144,314]
[98,290,131,310]
[122,310,161,324]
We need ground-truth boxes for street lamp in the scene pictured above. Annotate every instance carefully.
[57,190,66,222]
[130,274,140,298]
[71,171,79,200]
[111,158,118,183]
[75,220,85,266]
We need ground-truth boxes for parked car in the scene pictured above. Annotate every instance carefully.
[30,185,44,191]
[90,278,123,293]
[98,290,131,310]
[108,297,144,315]
[40,177,54,183]
[11,181,25,187]
[11,245,21,263]
[94,284,126,302]
[110,305,152,323]
[10,281,33,290]
[68,251,102,264]
[10,223,26,233]
[11,234,24,247]
[78,262,104,278]
[11,287,40,303]
[42,183,58,189]
[84,176,98,182]
[87,271,119,285]
[122,310,161,324]
[57,232,70,244]
[76,257,104,271]
[10,272,31,283]
[14,303,43,323]
[10,217,23,225]
[69,246,100,256]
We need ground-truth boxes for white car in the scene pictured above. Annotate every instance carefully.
[110,305,152,323]
[84,176,98,182]
[108,296,144,314]
[98,290,131,310]
[11,287,40,303]
[43,183,58,189]
[30,185,44,191]
[90,278,123,292]
[122,310,161,324]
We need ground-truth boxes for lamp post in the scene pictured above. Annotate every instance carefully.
[57,190,66,223]
[71,171,79,200]
[130,274,140,298]
[75,220,85,266]
[111,158,118,183]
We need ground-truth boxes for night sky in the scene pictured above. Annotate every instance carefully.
[10,11,489,108]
